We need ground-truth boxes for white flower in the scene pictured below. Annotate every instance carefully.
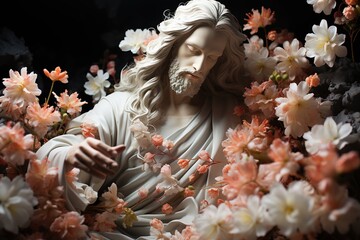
[305,19,347,67]
[244,35,265,57]
[74,182,98,204]
[303,116,353,154]
[129,119,151,148]
[307,0,336,15]
[231,195,271,240]
[275,81,323,138]
[193,203,233,240]
[261,182,316,237]
[274,38,310,81]
[119,29,157,54]
[0,176,38,234]
[244,48,277,82]
[84,70,110,102]
[156,164,183,196]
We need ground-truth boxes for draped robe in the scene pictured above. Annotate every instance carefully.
[36,90,238,239]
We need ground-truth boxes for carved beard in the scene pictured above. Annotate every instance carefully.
[168,58,203,98]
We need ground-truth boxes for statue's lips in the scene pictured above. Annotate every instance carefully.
[183,72,202,80]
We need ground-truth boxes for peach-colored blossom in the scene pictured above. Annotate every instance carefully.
[162,139,174,150]
[43,66,69,83]
[244,80,279,117]
[184,186,195,197]
[93,211,118,232]
[345,0,358,5]
[99,183,127,213]
[65,167,80,184]
[335,151,360,173]
[0,122,35,165]
[53,89,87,116]
[197,164,209,174]
[31,200,64,229]
[138,187,149,199]
[2,67,41,108]
[343,6,357,21]
[267,30,277,41]
[151,134,164,147]
[305,73,320,87]
[156,164,184,196]
[189,173,196,183]
[80,122,99,139]
[221,159,258,200]
[198,150,211,162]
[25,102,61,139]
[200,200,210,212]
[0,96,25,120]
[233,105,245,116]
[89,65,99,74]
[177,158,190,169]
[50,211,88,240]
[207,188,220,199]
[304,145,338,185]
[150,218,164,231]
[161,203,173,214]
[243,7,275,34]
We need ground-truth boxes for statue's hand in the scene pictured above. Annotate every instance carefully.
[66,137,125,178]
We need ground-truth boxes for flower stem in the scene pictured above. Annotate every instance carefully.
[45,81,55,106]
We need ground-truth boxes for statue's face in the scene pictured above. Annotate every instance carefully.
[169,26,227,97]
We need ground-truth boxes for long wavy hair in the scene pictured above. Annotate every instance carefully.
[116,0,247,126]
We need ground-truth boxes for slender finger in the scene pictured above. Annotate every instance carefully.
[87,138,118,158]
[75,146,115,175]
[78,145,117,174]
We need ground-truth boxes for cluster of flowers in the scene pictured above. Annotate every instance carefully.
[0,67,138,239]
[0,0,360,239]
[133,1,360,239]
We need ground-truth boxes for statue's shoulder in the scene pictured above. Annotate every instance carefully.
[104,91,132,103]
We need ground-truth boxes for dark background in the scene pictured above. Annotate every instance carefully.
[0,0,346,110]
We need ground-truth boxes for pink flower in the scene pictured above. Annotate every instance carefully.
[26,157,59,194]
[221,159,258,200]
[335,151,360,173]
[138,187,149,199]
[184,186,195,197]
[275,81,323,138]
[345,0,358,5]
[50,211,88,240]
[2,67,41,108]
[25,102,61,139]
[150,218,164,231]
[65,167,80,184]
[196,164,209,174]
[93,211,118,232]
[177,158,190,169]
[233,105,245,116]
[156,164,184,196]
[161,203,173,215]
[53,89,87,116]
[0,122,34,165]
[99,183,127,213]
[343,5,357,20]
[207,188,220,199]
[89,65,99,74]
[43,66,68,83]
[80,122,99,138]
[151,134,164,147]
[243,7,275,34]
[198,150,211,162]
[162,139,174,150]
[0,96,25,120]
[305,73,320,87]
